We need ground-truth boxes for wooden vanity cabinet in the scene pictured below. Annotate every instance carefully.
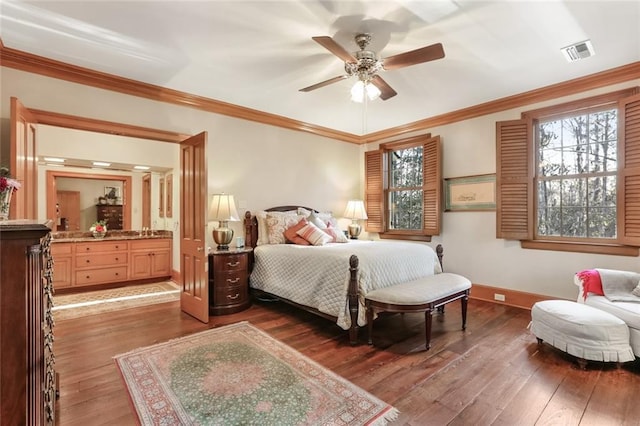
[74,241,129,287]
[129,239,172,279]
[51,242,73,289]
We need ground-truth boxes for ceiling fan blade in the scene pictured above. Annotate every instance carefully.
[312,36,357,63]
[370,75,397,100]
[382,43,445,70]
[299,75,348,92]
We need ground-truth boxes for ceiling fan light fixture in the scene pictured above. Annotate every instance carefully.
[351,80,381,103]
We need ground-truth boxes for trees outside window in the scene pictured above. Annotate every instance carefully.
[536,108,617,240]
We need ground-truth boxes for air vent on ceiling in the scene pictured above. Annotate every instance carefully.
[561,40,595,62]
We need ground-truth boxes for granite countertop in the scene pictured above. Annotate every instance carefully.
[51,230,172,243]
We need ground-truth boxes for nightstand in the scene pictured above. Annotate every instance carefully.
[208,248,252,315]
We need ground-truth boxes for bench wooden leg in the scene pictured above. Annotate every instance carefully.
[366,303,374,345]
[425,308,432,350]
[461,292,468,330]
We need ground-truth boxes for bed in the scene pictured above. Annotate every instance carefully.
[243,206,444,344]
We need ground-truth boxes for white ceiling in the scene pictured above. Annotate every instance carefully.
[2,0,639,136]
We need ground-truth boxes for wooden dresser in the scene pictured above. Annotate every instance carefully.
[96,204,123,230]
[208,248,252,315]
[0,222,56,425]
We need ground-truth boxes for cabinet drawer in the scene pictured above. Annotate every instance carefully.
[76,253,127,268]
[75,266,128,286]
[51,243,73,255]
[214,284,248,306]
[130,239,171,251]
[214,254,247,272]
[76,241,129,253]
[215,271,247,287]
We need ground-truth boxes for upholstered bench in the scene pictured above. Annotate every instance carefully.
[530,300,635,368]
[365,273,472,350]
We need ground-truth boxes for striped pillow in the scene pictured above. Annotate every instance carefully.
[297,222,333,246]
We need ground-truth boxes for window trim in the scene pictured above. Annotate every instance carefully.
[496,86,640,256]
[365,134,441,241]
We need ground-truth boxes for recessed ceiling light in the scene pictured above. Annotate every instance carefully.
[93,161,111,167]
[134,165,150,170]
[46,163,65,167]
[43,157,65,163]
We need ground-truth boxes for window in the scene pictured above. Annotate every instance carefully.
[496,88,640,255]
[536,107,617,240]
[365,134,441,240]
[389,145,423,230]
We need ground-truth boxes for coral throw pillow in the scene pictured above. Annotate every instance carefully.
[575,269,604,300]
[284,218,310,245]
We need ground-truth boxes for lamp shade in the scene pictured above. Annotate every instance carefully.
[209,194,240,222]
[343,200,368,220]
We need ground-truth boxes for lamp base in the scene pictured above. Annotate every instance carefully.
[348,222,362,240]
[212,227,234,250]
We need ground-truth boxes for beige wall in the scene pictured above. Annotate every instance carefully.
[5,66,640,300]
[1,67,362,273]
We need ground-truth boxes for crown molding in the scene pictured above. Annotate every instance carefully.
[1,42,639,146]
[0,44,361,145]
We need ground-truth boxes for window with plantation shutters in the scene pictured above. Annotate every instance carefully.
[496,87,640,255]
[364,134,441,241]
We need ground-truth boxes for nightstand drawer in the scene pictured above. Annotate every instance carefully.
[214,254,247,272]
[216,271,247,287]
[214,284,248,307]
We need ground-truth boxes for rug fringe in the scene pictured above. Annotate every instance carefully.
[369,407,399,426]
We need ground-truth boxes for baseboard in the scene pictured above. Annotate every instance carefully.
[470,284,564,310]
[171,269,181,284]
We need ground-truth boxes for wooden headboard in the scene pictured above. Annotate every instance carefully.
[243,206,318,248]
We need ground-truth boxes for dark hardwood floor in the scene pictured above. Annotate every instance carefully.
[53,296,640,425]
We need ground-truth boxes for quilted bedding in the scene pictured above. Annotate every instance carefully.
[250,240,441,329]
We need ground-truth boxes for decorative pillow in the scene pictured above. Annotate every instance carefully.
[298,207,337,228]
[307,211,328,229]
[323,223,349,243]
[283,218,311,245]
[255,211,269,246]
[297,222,333,246]
[633,281,640,297]
[266,211,301,245]
[574,269,604,300]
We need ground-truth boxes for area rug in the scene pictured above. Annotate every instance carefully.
[53,282,180,321]
[114,321,398,425]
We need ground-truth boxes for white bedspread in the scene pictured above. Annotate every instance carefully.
[250,240,441,329]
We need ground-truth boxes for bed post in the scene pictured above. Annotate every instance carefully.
[348,255,359,345]
[436,244,444,271]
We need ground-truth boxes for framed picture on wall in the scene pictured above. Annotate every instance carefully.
[444,174,496,211]
[104,186,121,199]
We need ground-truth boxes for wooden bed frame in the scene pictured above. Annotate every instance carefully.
[243,206,444,345]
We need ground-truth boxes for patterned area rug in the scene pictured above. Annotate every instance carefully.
[114,321,398,425]
[53,282,180,321]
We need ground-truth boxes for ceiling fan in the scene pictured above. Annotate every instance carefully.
[299,33,445,101]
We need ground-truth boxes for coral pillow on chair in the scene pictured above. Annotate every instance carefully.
[575,269,604,300]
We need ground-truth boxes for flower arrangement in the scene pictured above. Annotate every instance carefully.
[90,220,107,233]
[0,167,20,220]
[0,166,21,192]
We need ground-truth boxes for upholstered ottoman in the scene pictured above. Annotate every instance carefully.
[530,300,634,367]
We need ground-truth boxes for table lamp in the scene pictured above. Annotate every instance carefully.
[209,193,240,249]
[343,200,368,239]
